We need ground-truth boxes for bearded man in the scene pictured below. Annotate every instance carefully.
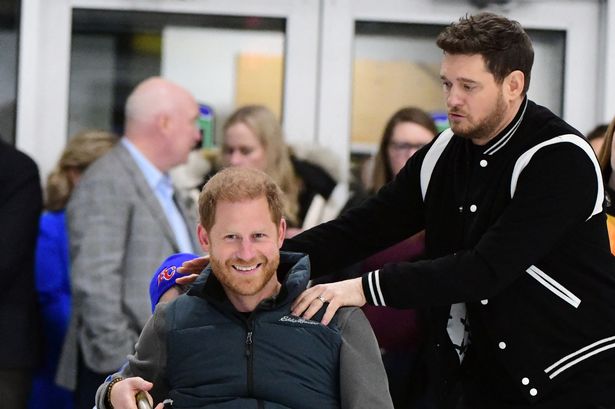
[284,12,615,409]
[95,167,393,409]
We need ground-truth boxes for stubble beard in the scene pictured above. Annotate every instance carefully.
[451,93,507,143]
[210,253,280,297]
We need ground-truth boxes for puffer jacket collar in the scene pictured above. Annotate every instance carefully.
[186,251,310,313]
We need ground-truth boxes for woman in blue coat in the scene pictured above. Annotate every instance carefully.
[28,130,117,409]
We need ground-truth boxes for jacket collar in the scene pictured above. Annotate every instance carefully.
[187,251,310,313]
[479,96,529,156]
[113,143,180,251]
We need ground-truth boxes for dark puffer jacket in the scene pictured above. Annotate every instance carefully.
[166,252,341,409]
[96,252,393,409]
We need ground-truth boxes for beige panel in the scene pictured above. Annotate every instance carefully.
[235,53,284,119]
[352,59,445,144]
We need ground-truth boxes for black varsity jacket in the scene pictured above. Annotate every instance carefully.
[284,98,615,408]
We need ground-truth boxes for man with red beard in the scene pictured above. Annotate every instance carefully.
[95,167,393,409]
[283,12,615,409]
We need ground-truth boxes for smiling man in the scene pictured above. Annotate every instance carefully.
[283,12,615,409]
[95,167,392,409]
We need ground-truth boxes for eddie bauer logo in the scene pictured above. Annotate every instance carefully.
[279,315,320,325]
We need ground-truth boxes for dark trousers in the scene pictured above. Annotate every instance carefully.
[0,369,32,409]
[75,350,107,409]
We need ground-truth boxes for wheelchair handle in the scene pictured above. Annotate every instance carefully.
[136,391,153,409]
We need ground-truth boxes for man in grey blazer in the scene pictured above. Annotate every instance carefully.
[56,77,202,409]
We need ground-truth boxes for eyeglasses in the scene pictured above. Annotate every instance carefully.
[388,141,425,153]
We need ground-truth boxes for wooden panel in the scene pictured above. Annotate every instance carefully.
[235,53,284,119]
[351,59,445,144]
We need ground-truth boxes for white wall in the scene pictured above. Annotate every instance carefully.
[604,0,615,122]
[17,0,71,181]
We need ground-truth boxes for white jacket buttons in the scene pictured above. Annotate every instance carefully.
[480,299,488,305]
[498,341,506,349]
[521,378,536,398]
[480,159,488,167]
[470,204,477,212]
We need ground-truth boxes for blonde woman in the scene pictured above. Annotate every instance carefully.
[208,105,336,235]
[29,130,117,409]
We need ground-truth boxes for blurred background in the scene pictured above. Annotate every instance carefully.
[3,0,613,192]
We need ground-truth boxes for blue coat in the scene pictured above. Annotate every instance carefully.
[28,210,73,409]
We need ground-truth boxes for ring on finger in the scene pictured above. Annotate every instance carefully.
[317,295,327,303]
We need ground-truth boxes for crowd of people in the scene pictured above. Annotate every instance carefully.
[3,10,615,409]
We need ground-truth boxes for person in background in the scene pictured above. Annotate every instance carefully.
[27,130,118,409]
[597,117,615,254]
[587,123,608,155]
[95,167,392,409]
[360,106,437,409]
[0,137,43,409]
[368,107,438,193]
[207,105,337,235]
[56,77,202,409]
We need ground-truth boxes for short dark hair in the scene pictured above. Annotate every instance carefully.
[436,12,534,94]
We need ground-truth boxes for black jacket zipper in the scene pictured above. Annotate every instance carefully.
[245,317,255,396]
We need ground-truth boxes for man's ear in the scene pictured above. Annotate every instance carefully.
[504,70,525,100]
[157,113,171,135]
[277,218,287,248]
[197,224,210,251]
